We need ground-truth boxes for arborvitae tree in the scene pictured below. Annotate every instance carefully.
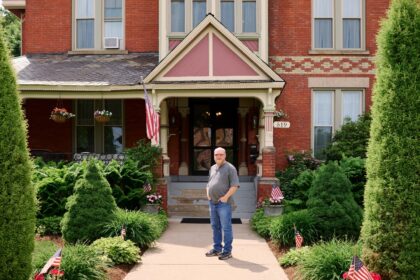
[62,161,117,244]
[0,29,35,279]
[361,1,420,279]
[307,162,363,241]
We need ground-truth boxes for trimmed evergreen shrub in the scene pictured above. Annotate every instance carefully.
[0,28,36,280]
[324,113,371,161]
[92,237,140,264]
[283,170,314,213]
[297,239,361,280]
[61,244,110,280]
[62,161,117,244]
[103,208,165,247]
[307,162,362,241]
[269,209,318,247]
[361,1,420,279]
[250,208,274,239]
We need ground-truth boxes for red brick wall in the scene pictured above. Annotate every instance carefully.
[125,0,159,52]
[124,99,147,148]
[25,99,73,154]
[23,0,71,54]
[366,0,391,53]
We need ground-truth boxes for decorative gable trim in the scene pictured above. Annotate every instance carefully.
[145,14,283,83]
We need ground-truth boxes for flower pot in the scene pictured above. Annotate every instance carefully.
[263,205,284,217]
[95,115,110,123]
[142,204,160,214]
[51,114,67,123]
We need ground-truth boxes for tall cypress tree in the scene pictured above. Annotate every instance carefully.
[0,29,36,279]
[361,1,420,279]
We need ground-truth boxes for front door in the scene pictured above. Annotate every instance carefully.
[190,98,238,175]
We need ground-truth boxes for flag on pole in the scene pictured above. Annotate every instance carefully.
[141,77,160,144]
[347,256,374,280]
[270,184,284,204]
[39,248,62,275]
[294,228,303,249]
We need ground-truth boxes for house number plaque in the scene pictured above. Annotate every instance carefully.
[273,121,291,128]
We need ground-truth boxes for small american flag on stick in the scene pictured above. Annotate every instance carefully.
[347,256,374,280]
[294,225,303,249]
[143,182,152,193]
[270,184,284,204]
[121,226,127,240]
[39,248,62,275]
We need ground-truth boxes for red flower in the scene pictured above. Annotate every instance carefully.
[49,269,64,276]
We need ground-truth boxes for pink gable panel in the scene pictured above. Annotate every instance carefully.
[165,35,209,77]
[169,39,182,50]
[213,35,258,76]
[241,40,259,52]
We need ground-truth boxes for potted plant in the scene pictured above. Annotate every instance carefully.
[50,107,75,123]
[263,185,284,216]
[94,110,112,123]
[142,193,162,214]
[273,109,288,121]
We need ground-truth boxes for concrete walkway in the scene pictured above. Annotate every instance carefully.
[124,219,289,280]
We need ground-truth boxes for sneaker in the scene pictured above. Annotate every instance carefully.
[205,249,222,257]
[218,251,232,260]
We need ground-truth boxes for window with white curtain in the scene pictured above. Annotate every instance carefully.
[313,89,363,158]
[76,100,124,153]
[171,0,185,32]
[104,0,123,41]
[221,0,235,32]
[76,0,95,48]
[74,0,125,50]
[193,0,206,27]
[242,0,256,33]
[313,0,363,50]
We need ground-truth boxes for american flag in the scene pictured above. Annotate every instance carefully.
[143,182,152,192]
[142,79,160,144]
[39,248,62,275]
[271,185,284,200]
[121,226,126,240]
[347,256,373,280]
[295,228,303,249]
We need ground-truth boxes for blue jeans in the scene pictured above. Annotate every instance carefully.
[209,201,233,253]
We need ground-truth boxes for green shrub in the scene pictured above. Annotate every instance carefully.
[361,1,420,279]
[104,208,165,247]
[276,151,321,201]
[250,208,274,239]
[125,139,162,173]
[324,113,371,161]
[339,156,366,207]
[0,28,36,280]
[297,239,360,280]
[283,170,314,213]
[92,237,140,264]
[61,244,110,280]
[270,210,318,247]
[62,161,117,244]
[36,216,62,236]
[279,246,310,267]
[307,162,362,241]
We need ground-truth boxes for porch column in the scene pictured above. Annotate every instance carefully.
[160,100,170,177]
[238,108,248,175]
[178,105,189,175]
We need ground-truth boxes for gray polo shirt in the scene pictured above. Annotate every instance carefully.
[207,161,240,206]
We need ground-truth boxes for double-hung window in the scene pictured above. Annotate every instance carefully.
[193,0,207,28]
[313,89,363,158]
[76,0,95,49]
[76,100,124,154]
[313,0,363,50]
[74,0,125,51]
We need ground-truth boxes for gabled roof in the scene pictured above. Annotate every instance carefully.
[145,14,283,84]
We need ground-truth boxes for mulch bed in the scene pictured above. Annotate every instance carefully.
[266,240,296,280]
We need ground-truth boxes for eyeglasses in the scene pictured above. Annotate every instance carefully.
[214,154,225,156]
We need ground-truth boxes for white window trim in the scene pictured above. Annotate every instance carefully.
[72,0,126,52]
[311,88,365,157]
[74,100,125,154]
[311,0,366,52]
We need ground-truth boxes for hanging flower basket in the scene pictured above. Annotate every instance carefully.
[94,110,112,123]
[50,107,75,123]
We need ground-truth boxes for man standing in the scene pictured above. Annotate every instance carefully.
[205,147,239,260]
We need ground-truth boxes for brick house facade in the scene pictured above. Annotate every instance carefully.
[4,0,390,217]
